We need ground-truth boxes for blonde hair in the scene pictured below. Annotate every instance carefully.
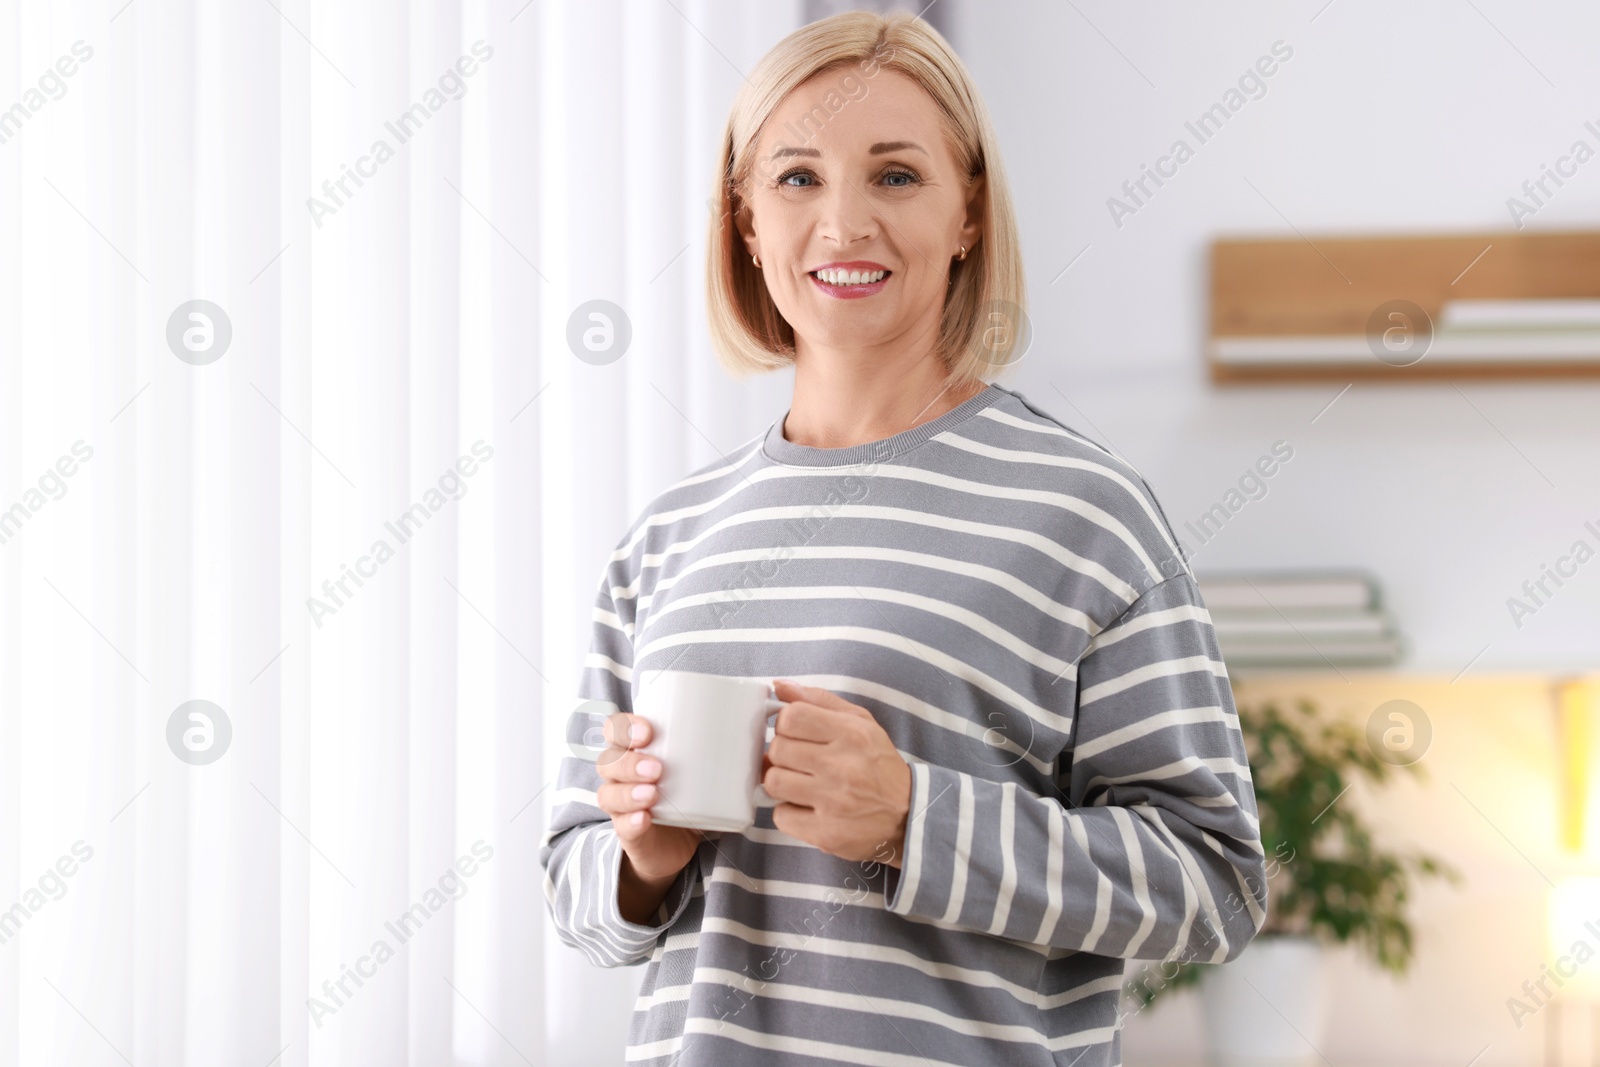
[705,11,1027,388]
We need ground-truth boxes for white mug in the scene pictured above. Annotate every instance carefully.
[633,669,784,833]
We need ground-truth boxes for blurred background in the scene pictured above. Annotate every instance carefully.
[1,0,1598,1064]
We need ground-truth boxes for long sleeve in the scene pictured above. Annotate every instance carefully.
[881,572,1267,963]
[538,552,702,968]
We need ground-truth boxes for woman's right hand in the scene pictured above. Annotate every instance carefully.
[598,711,703,885]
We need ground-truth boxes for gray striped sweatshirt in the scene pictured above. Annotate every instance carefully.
[540,382,1267,1066]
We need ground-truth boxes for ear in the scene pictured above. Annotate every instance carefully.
[958,172,986,256]
[733,186,761,262]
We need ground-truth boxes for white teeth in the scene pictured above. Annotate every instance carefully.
[815,268,887,285]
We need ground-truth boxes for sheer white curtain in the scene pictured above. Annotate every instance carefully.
[0,1,801,1063]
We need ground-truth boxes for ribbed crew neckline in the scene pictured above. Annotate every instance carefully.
[761,383,1008,468]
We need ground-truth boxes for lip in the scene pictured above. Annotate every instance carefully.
[808,261,892,300]
[809,260,890,273]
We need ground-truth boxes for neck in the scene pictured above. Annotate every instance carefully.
[783,334,988,450]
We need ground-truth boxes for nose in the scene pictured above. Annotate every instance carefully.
[815,182,877,248]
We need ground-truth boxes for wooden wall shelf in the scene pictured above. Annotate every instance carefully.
[1207,229,1600,383]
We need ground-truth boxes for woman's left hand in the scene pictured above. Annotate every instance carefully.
[762,679,912,868]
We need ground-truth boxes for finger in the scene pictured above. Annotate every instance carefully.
[770,800,819,843]
[614,805,656,844]
[603,711,651,750]
[766,733,828,774]
[598,712,652,771]
[597,779,660,818]
[773,679,866,718]
[596,747,664,785]
[763,765,823,809]
[772,701,858,743]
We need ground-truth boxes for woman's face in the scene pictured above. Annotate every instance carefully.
[737,68,985,357]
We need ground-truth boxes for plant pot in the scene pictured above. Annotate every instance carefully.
[1198,934,1328,1067]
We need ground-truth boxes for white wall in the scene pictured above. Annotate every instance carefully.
[948,0,1600,675]
[942,2,1600,1064]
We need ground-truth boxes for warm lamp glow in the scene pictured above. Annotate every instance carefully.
[1559,679,1600,853]
[1546,877,1600,998]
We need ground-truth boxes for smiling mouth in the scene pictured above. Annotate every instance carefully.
[810,269,891,286]
[808,269,892,298]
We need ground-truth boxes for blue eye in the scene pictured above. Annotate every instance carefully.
[772,166,921,189]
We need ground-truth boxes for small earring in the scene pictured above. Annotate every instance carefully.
[752,253,762,268]
[956,245,967,261]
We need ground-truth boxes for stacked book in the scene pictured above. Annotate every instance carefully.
[1195,570,1403,669]
[1210,297,1600,369]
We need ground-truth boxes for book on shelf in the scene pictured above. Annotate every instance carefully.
[1210,610,1392,641]
[1215,632,1404,668]
[1196,569,1401,667]
[1195,570,1378,612]
[1439,298,1600,331]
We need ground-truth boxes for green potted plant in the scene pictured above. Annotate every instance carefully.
[1125,695,1460,1066]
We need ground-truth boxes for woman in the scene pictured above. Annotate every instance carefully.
[540,11,1266,1065]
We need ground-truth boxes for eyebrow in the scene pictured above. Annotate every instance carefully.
[869,141,927,155]
[766,141,929,161]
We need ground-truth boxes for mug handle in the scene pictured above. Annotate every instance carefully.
[752,696,785,806]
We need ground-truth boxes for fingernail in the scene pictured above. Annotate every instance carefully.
[632,784,654,800]
[638,758,660,777]
[629,722,647,744]
[631,811,645,826]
